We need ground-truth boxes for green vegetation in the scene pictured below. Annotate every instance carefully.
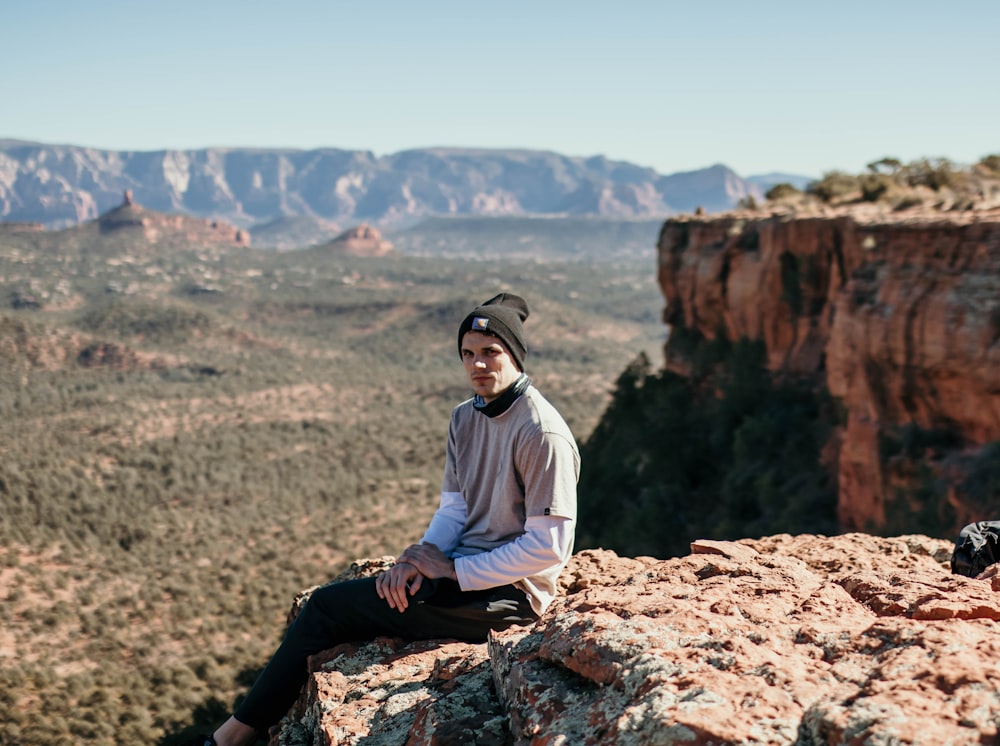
[0,224,664,745]
[806,170,861,203]
[577,338,839,558]
[962,442,1000,509]
[876,432,1000,538]
[880,464,954,538]
[876,423,963,537]
[78,300,214,342]
[764,183,801,201]
[977,154,1000,175]
[877,423,963,462]
[784,155,1000,210]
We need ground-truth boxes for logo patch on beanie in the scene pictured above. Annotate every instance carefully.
[472,316,490,331]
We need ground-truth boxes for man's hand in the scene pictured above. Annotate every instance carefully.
[398,543,458,582]
[375,561,423,612]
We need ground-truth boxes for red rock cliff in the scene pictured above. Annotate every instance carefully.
[656,208,1000,532]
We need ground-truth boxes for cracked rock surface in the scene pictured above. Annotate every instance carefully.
[276,534,1000,745]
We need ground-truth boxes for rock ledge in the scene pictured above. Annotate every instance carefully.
[276,533,1000,745]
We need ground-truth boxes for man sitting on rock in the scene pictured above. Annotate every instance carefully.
[186,292,580,746]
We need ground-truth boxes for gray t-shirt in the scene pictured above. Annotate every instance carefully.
[442,385,579,612]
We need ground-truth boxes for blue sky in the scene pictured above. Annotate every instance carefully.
[2,0,997,178]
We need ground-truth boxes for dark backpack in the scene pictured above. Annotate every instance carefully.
[950,521,1000,577]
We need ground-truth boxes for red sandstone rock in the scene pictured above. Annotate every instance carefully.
[275,558,508,746]
[93,195,250,250]
[320,223,395,256]
[277,537,1000,745]
[657,209,1000,533]
[0,221,45,233]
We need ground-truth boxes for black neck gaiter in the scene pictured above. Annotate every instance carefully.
[473,374,530,418]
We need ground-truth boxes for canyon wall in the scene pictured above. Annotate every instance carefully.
[656,208,1000,532]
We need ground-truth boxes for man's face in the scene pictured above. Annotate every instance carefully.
[461,330,522,402]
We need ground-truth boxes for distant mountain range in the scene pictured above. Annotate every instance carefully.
[0,139,813,236]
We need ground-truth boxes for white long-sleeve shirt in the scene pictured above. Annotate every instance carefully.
[421,490,574,591]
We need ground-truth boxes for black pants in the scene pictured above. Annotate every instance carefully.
[232,576,538,732]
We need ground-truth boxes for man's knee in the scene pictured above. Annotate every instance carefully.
[304,577,377,616]
[291,576,390,640]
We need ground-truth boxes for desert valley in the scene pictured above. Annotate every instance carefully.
[1,148,999,744]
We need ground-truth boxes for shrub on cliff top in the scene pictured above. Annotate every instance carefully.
[859,173,896,203]
[764,182,801,201]
[804,156,991,206]
[977,154,1000,174]
[901,157,966,191]
[806,171,861,203]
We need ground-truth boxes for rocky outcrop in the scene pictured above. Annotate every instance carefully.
[276,535,1000,745]
[96,191,248,248]
[316,224,394,256]
[656,208,1000,533]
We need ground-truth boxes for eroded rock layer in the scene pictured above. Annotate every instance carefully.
[656,209,1000,531]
